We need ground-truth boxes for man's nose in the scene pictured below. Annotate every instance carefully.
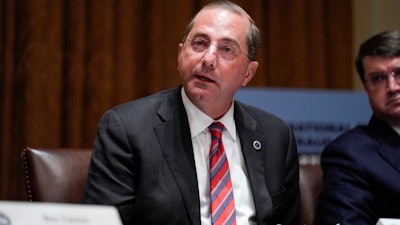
[387,74,400,92]
[202,44,218,68]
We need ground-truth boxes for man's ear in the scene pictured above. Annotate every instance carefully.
[242,61,259,86]
[178,43,183,58]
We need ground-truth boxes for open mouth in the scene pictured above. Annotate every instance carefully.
[196,74,215,83]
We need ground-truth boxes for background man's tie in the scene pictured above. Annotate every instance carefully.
[209,122,237,225]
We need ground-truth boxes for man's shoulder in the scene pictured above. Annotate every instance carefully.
[331,124,371,144]
[322,124,376,159]
[235,100,286,122]
[234,100,290,131]
[112,87,178,110]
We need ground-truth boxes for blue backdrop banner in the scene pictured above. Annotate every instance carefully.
[235,87,372,155]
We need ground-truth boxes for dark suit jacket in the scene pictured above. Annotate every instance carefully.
[317,115,400,225]
[83,86,299,225]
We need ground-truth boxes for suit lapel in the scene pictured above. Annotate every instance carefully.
[370,116,400,175]
[154,88,201,225]
[379,144,400,174]
[235,103,273,224]
[377,130,400,174]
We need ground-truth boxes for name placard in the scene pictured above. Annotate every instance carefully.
[0,201,122,225]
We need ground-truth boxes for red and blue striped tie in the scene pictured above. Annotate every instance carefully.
[209,122,236,225]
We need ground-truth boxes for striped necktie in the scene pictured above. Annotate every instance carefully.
[209,122,237,225]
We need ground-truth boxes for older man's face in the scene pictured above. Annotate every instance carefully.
[177,7,258,118]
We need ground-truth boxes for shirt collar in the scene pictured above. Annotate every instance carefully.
[181,88,236,140]
[391,125,400,136]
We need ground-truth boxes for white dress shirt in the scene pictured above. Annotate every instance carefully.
[181,88,256,225]
[391,125,400,136]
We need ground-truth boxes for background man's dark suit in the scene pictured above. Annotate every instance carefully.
[317,115,400,224]
[83,86,299,225]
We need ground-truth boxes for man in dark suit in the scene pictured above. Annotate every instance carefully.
[317,30,400,224]
[82,1,299,225]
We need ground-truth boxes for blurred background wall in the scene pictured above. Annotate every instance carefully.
[0,0,399,201]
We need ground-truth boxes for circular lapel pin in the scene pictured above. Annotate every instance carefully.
[253,140,261,150]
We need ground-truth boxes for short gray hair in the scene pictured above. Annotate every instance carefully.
[181,0,260,61]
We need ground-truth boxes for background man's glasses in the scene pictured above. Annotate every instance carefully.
[186,38,250,61]
[364,69,400,89]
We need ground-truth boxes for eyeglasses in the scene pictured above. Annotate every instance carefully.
[364,69,400,89]
[186,37,250,61]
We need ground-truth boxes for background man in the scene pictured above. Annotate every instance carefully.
[317,30,400,224]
